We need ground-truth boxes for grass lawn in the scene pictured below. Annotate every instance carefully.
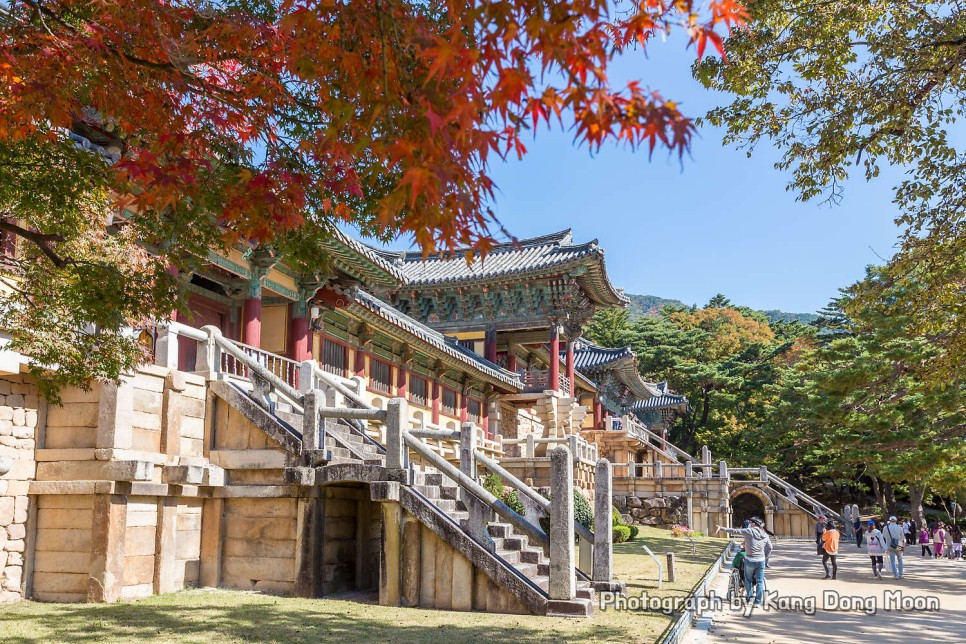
[1,527,728,644]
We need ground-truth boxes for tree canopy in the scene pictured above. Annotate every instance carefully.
[695,0,966,384]
[0,0,745,391]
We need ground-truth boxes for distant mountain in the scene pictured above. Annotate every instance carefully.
[760,310,820,325]
[626,294,688,318]
[625,293,818,325]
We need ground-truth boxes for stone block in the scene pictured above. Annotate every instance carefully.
[180,416,205,440]
[132,389,163,415]
[36,528,92,552]
[5,539,24,553]
[124,526,157,556]
[0,381,9,396]
[44,425,96,449]
[0,420,10,436]
[222,556,295,583]
[224,498,296,519]
[644,497,667,509]
[131,410,161,432]
[224,537,294,560]
[6,394,23,408]
[7,552,21,566]
[0,497,13,524]
[626,496,642,508]
[175,530,202,560]
[2,564,22,591]
[46,402,99,428]
[176,513,201,531]
[122,555,156,586]
[11,409,24,426]
[33,550,91,574]
[180,397,206,419]
[37,494,94,510]
[32,571,88,595]
[37,508,94,530]
[224,516,296,541]
[36,460,154,482]
[120,583,154,600]
[6,524,24,541]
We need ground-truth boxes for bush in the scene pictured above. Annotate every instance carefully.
[503,489,525,516]
[483,473,504,498]
[612,506,624,527]
[613,524,632,543]
[540,487,595,534]
[628,525,639,540]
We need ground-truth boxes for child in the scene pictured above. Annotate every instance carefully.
[920,526,932,557]
[950,524,963,560]
[864,519,886,579]
[933,523,946,559]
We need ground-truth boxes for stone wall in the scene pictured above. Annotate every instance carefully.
[221,497,298,595]
[0,374,39,602]
[614,494,688,529]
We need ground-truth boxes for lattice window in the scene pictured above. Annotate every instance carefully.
[409,376,428,407]
[442,388,457,415]
[370,359,393,394]
[322,339,347,377]
[467,398,481,424]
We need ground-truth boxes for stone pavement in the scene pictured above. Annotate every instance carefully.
[688,538,966,644]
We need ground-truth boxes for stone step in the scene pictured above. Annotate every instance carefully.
[520,547,544,564]
[488,523,512,539]
[415,485,441,499]
[439,485,460,500]
[547,598,594,618]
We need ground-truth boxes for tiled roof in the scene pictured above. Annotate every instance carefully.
[572,340,635,371]
[346,287,522,389]
[323,229,406,288]
[568,339,663,399]
[372,230,628,306]
[630,394,689,412]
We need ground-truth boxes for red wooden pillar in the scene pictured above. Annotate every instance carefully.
[243,295,262,347]
[506,351,517,373]
[484,326,497,363]
[289,312,310,362]
[354,347,366,378]
[431,381,441,424]
[548,325,560,393]
[594,399,603,429]
[565,339,575,397]
[482,399,490,437]
[396,365,408,399]
[459,390,468,423]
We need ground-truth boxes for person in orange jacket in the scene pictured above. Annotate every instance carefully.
[821,520,841,579]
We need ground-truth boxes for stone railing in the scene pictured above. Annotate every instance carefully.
[221,339,300,389]
[607,415,694,463]
[519,369,570,394]
[502,434,598,465]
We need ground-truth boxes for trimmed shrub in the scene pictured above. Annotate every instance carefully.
[612,506,624,527]
[540,487,595,534]
[628,525,639,540]
[483,473,504,498]
[503,489,525,516]
[613,524,632,544]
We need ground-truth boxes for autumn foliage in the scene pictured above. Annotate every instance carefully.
[0,0,746,252]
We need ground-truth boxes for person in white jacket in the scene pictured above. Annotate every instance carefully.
[882,516,905,578]
[864,520,886,579]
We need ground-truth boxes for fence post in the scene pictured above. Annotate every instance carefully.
[666,552,676,583]
[197,325,222,380]
[526,433,535,458]
[385,398,408,470]
[702,445,712,465]
[155,324,179,370]
[302,389,323,452]
[654,461,663,479]
[685,461,693,478]
[549,446,576,601]
[719,460,729,480]
[759,465,768,482]
[461,422,495,552]
[299,360,316,393]
[593,459,613,587]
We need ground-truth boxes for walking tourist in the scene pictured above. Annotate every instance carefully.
[933,523,946,559]
[821,520,841,579]
[882,516,905,578]
[950,524,963,559]
[920,525,933,557]
[854,516,864,547]
[865,520,886,579]
[901,519,911,545]
[907,518,919,546]
[715,516,772,607]
[815,515,827,556]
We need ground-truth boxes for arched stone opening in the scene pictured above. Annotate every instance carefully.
[730,491,766,529]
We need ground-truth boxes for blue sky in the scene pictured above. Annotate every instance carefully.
[373,37,904,315]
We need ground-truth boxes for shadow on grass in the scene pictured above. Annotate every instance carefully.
[0,591,632,644]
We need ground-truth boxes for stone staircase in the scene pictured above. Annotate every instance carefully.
[223,379,595,616]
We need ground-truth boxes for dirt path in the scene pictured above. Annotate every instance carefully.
[696,538,966,643]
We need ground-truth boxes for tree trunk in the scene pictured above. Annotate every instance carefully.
[908,483,927,528]
[870,476,882,508]
[882,481,897,516]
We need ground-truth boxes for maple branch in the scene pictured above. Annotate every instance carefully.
[0,219,66,268]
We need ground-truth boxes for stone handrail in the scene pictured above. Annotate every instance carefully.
[619,414,695,463]
[221,338,300,389]
[501,434,598,464]
[402,428,551,549]
[766,471,841,521]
